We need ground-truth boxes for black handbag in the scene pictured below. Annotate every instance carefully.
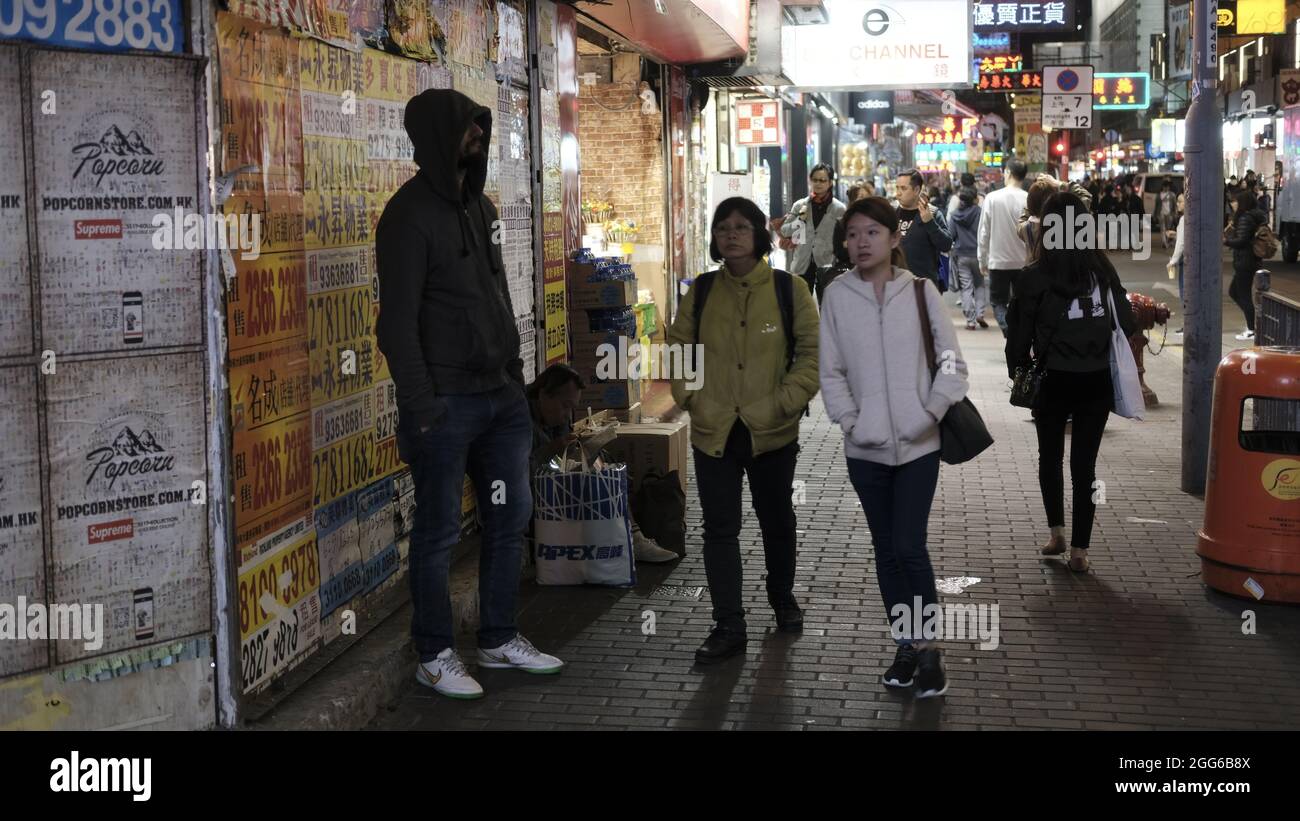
[1009,301,1064,409]
[913,280,994,465]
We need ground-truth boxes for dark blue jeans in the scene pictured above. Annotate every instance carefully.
[846,452,941,645]
[400,381,532,662]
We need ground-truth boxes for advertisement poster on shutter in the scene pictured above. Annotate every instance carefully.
[230,338,311,436]
[0,366,47,677]
[0,48,31,358]
[314,491,362,618]
[447,0,490,69]
[231,410,313,535]
[45,355,209,662]
[216,14,303,198]
[30,51,202,355]
[226,251,308,353]
[238,531,322,693]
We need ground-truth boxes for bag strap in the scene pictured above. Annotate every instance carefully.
[691,271,716,347]
[772,268,796,372]
[913,279,938,378]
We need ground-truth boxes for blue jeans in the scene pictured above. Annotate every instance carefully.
[400,381,532,662]
[846,452,941,646]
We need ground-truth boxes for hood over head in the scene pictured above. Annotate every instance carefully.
[404,89,493,205]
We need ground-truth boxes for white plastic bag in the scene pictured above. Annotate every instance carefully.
[532,446,635,586]
[1107,287,1146,420]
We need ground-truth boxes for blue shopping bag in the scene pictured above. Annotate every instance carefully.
[532,462,635,586]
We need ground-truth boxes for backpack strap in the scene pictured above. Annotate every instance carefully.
[771,268,796,372]
[691,270,717,347]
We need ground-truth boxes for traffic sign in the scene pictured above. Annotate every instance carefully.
[1041,64,1094,130]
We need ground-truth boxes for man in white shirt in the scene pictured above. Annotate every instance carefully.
[977,159,1030,336]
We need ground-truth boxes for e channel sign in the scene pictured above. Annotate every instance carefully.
[1041,65,1094,130]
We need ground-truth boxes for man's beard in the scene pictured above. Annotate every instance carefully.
[459,144,482,168]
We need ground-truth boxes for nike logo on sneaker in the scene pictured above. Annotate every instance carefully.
[418,666,442,686]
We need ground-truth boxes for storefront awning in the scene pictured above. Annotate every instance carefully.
[578,0,750,65]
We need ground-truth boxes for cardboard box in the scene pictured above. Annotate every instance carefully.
[603,420,689,495]
[568,278,637,310]
[578,377,640,410]
[570,329,635,362]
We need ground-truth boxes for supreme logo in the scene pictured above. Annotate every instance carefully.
[88,518,134,544]
[75,219,123,240]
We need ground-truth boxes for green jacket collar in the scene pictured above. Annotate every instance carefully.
[721,257,772,288]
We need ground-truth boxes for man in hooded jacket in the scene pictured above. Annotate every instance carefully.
[376,89,563,700]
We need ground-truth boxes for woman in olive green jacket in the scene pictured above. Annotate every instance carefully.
[666,197,820,664]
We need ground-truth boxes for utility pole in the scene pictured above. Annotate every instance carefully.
[1182,0,1223,494]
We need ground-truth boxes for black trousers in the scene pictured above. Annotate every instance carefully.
[692,420,799,632]
[1229,265,1257,331]
[989,268,1018,337]
[1034,369,1112,549]
[801,261,819,298]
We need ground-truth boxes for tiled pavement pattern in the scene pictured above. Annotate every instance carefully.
[371,265,1300,731]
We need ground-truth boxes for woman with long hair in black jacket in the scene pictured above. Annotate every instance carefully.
[1006,192,1138,573]
[1224,189,1269,341]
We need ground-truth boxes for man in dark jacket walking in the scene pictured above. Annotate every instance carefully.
[894,168,953,288]
[376,89,563,700]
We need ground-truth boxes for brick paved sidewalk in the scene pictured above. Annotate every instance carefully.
[371,290,1300,731]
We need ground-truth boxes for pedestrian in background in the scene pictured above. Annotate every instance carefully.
[1156,180,1177,249]
[894,168,953,290]
[977,159,1029,336]
[668,197,821,664]
[1224,189,1269,340]
[1005,192,1137,574]
[780,163,847,297]
[1168,194,1186,336]
[949,186,987,330]
[820,196,970,699]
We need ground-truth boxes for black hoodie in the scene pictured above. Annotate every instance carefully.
[375,89,523,426]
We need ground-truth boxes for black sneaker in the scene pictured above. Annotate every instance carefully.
[882,644,919,688]
[770,596,804,632]
[694,626,747,664]
[915,648,949,698]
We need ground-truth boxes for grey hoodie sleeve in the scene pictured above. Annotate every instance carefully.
[920,279,969,421]
[375,218,440,421]
[818,289,858,434]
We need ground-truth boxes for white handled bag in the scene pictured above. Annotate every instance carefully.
[532,443,635,587]
[1106,286,1146,420]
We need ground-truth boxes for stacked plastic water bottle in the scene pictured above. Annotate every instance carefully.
[587,307,637,338]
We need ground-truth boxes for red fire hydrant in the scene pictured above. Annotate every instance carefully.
[1127,293,1171,406]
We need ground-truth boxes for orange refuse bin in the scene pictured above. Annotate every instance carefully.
[1197,347,1300,603]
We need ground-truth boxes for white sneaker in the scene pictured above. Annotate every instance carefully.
[415,648,484,699]
[633,531,680,563]
[1235,330,1256,340]
[477,634,564,674]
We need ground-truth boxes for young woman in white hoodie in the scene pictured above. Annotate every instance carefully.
[819,197,971,699]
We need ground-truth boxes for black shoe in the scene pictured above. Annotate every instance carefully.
[915,648,949,699]
[976,317,989,328]
[694,627,747,664]
[772,599,804,633]
[882,644,920,688]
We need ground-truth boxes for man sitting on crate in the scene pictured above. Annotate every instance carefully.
[528,364,679,565]
[376,89,563,700]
